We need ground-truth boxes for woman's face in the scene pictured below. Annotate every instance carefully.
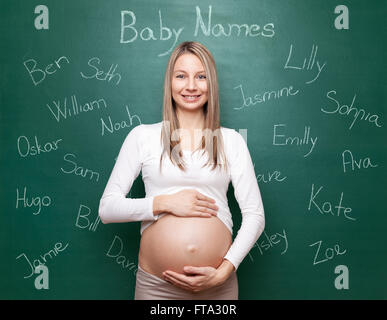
[171,53,208,113]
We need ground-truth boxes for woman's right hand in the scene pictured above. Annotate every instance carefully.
[164,189,219,218]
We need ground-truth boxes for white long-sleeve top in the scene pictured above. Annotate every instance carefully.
[98,121,265,270]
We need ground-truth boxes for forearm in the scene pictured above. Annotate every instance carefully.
[99,193,155,224]
[224,212,265,270]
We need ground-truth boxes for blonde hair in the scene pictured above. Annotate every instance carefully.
[160,41,228,173]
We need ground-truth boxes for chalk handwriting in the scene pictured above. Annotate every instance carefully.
[120,6,275,56]
[46,95,107,122]
[307,184,355,221]
[273,124,317,157]
[16,187,52,215]
[233,83,299,110]
[80,57,121,85]
[309,240,346,266]
[120,9,184,57]
[254,164,287,184]
[61,153,100,182]
[75,204,101,232]
[249,229,288,261]
[284,44,327,84]
[322,90,383,130]
[16,241,69,278]
[194,5,275,38]
[17,135,62,158]
[100,105,141,136]
[23,56,70,86]
[342,149,378,173]
[106,235,137,275]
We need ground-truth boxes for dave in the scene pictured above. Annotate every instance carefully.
[23,56,70,86]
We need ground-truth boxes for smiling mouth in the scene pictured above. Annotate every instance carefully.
[182,95,201,98]
[181,95,201,101]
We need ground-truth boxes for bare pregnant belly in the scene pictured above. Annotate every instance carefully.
[138,215,232,279]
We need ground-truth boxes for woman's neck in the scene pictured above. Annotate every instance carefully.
[176,109,205,131]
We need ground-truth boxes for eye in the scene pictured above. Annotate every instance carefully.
[176,74,184,79]
[198,74,207,79]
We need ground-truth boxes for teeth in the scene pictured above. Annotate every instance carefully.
[183,95,200,98]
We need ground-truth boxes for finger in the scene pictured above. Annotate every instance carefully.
[189,211,212,218]
[194,203,218,216]
[164,274,193,291]
[194,206,217,217]
[183,266,211,275]
[164,271,194,286]
[196,192,216,203]
[163,272,196,291]
[196,200,219,211]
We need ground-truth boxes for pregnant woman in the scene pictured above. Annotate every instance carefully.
[98,41,265,300]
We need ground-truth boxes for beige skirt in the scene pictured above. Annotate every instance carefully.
[134,265,238,300]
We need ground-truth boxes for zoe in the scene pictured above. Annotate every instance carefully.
[309,240,346,266]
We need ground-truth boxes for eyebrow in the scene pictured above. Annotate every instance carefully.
[173,70,206,74]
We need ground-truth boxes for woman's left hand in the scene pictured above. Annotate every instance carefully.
[162,260,235,293]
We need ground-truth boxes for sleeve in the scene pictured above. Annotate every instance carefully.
[98,124,156,224]
[223,130,265,270]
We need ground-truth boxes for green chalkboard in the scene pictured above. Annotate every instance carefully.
[1,0,386,299]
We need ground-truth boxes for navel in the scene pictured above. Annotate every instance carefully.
[186,244,198,254]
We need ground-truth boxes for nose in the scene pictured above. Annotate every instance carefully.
[187,76,197,91]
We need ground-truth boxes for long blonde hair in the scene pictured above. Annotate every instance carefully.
[160,41,228,173]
